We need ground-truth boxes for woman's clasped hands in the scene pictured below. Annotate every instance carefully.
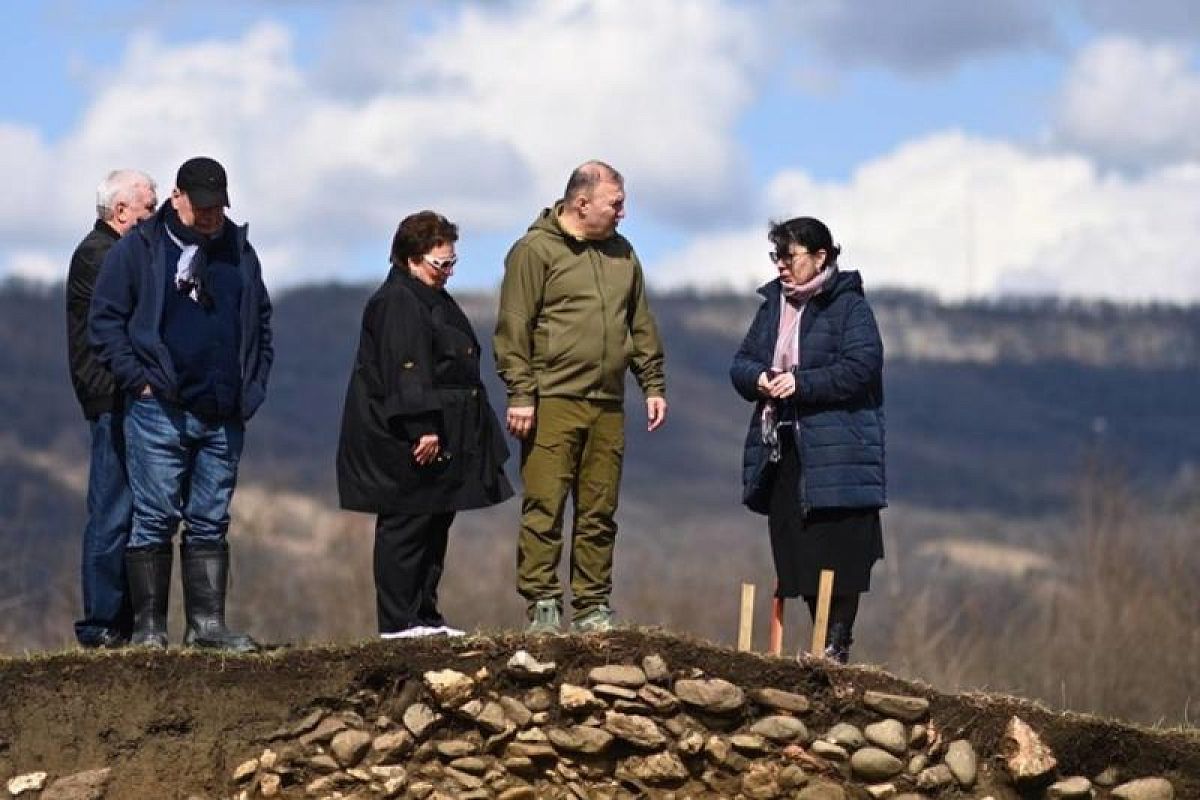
[757,368,797,400]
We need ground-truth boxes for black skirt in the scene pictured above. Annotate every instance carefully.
[767,431,884,598]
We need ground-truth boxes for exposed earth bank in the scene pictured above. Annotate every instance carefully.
[0,630,1196,799]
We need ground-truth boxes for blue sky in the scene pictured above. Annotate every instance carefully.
[2,0,1198,301]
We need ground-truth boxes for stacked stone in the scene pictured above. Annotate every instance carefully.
[3,768,112,799]
[218,650,1178,800]
[997,717,1177,800]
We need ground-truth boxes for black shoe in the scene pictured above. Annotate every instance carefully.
[181,542,259,653]
[77,629,130,649]
[126,545,173,650]
[95,629,130,649]
[824,622,853,665]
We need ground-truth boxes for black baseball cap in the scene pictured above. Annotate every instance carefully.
[175,156,230,208]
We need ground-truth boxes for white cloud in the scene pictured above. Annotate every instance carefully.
[0,24,307,284]
[6,3,1198,303]
[334,0,765,224]
[0,1,763,287]
[4,250,61,283]
[1055,37,1200,169]
[652,131,1200,303]
[0,124,61,243]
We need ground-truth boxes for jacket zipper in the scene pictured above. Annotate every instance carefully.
[793,292,820,517]
[590,248,608,394]
[795,421,810,517]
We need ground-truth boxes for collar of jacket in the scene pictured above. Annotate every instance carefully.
[533,201,618,250]
[92,218,121,241]
[134,200,251,257]
[389,265,447,307]
[552,202,590,244]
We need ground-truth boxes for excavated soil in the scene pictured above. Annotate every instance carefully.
[1,629,1197,798]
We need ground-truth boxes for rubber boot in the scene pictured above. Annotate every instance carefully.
[126,544,172,649]
[824,621,853,665]
[181,541,258,653]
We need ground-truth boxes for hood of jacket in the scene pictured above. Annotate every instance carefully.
[528,203,566,237]
[526,201,627,247]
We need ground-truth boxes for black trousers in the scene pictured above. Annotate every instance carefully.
[374,511,454,633]
[803,593,860,629]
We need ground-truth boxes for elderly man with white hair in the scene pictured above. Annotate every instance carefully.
[66,168,157,648]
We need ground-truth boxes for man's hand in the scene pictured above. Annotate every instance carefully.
[646,396,668,432]
[507,405,536,439]
[756,372,773,397]
[412,434,440,465]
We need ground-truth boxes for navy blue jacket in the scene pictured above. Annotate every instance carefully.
[88,205,273,421]
[730,268,886,515]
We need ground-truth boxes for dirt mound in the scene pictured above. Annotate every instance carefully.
[1,630,1196,798]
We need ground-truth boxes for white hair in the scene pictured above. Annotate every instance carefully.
[96,169,157,221]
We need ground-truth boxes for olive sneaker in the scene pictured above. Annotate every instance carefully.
[527,598,562,634]
[571,605,614,633]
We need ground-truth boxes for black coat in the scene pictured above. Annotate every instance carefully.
[66,220,121,419]
[337,269,513,514]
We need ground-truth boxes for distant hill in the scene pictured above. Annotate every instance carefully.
[8,279,1197,513]
[4,280,1199,724]
[6,279,1198,599]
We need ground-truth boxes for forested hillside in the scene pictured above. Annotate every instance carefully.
[2,280,1198,725]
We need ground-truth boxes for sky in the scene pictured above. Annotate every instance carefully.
[2,0,1199,303]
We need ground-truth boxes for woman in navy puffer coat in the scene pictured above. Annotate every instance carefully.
[730,216,885,664]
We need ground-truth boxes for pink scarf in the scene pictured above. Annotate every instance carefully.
[761,268,832,459]
[772,268,831,372]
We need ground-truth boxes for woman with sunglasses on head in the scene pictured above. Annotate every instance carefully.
[730,216,886,664]
[337,211,513,639]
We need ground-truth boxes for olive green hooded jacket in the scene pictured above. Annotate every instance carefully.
[493,204,666,406]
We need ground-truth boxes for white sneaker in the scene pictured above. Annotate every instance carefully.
[380,626,439,639]
[434,625,466,637]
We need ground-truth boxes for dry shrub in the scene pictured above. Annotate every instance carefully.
[8,458,1197,728]
[866,457,1200,726]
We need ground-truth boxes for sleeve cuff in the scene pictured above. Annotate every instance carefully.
[398,413,437,440]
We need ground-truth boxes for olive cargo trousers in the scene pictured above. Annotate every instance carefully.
[517,397,625,620]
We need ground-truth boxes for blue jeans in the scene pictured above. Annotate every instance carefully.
[124,397,244,549]
[75,411,134,646]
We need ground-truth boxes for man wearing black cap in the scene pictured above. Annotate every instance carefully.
[90,156,273,652]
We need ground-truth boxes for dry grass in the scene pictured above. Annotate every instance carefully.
[865,457,1200,727]
[3,461,1197,728]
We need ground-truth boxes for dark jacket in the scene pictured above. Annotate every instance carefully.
[88,203,274,421]
[159,229,245,421]
[730,268,886,515]
[337,269,514,515]
[494,204,666,405]
[66,220,122,419]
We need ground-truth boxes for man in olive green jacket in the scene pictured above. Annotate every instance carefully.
[494,160,667,633]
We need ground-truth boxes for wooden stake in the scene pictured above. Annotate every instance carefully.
[737,583,755,651]
[769,592,785,656]
[810,569,835,657]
